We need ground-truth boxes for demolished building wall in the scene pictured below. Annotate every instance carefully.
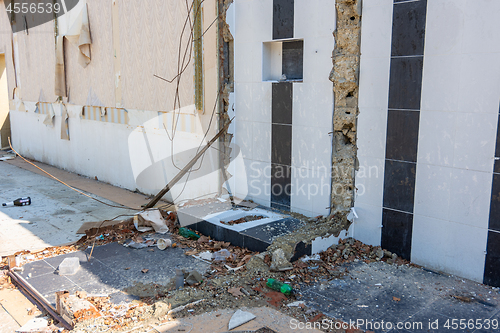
[2,0,222,203]
[230,0,336,217]
[354,0,500,286]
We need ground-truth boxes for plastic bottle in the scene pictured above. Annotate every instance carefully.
[178,227,200,240]
[2,197,31,207]
[266,278,293,295]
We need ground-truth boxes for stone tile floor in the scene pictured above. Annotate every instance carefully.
[299,261,500,333]
[19,241,210,307]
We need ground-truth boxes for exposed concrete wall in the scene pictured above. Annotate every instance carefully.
[329,0,361,214]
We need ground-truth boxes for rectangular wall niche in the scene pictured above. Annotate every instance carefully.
[263,40,303,82]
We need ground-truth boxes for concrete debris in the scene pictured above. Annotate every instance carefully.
[56,291,100,326]
[185,270,203,286]
[270,248,293,272]
[228,309,256,330]
[300,254,321,262]
[135,209,169,234]
[58,257,80,275]
[287,301,305,307]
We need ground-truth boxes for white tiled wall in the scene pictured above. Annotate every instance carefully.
[232,0,335,216]
[354,0,393,246]
[355,0,500,283]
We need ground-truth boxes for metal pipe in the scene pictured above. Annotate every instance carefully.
[7,270,73,331]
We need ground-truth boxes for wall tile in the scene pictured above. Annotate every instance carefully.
[462,0,500,54]
[352,203,383,247]
[357,107,388,159]
[355,156,385,208]
[453,112,497,172]
[235,120,253,160]
[291,125,332,171]
[292,82,333,130]
[302,35,335,83]
[234,83,253,122]
[272,82,293,124]
[253,83,273,123]
[310,169,332,216]
[271,124,292,165]
[234,41,258,83]
[360,4,394,58]
[420,55,461,112]
[381,208,413,260]
[383,160,417,213]
[448,168,492,229]
[253,122,272,163]
[414,164,452,221]
[282,40,303,80]
[388,56,424,110]
[290,166,314,215]
[391,0,427,56]
[294,0,335,39]
[417,110,456,167]
[273,0,294,40]
[385,110,420,162]
[412,215,487,283]
[488,174,500,232]
[358,57,391,109]
[271,163,291,208]
[484,230,500,287]
[457,53,500,114]
[424,0,465,56]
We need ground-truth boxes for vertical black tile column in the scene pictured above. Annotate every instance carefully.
[273,0,294,40]
[271,82,292,210]
[381,0,427,261]
[485,107,500,287]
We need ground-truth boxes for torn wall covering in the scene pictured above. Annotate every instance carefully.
[5,0,221,203]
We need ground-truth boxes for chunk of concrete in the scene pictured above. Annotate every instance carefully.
[228,309,256,330]
[58,257,80,275]
[185,270,203,286]
[270,248,293,271]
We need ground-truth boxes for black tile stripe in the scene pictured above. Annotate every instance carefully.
[485,103,500,286]
[273,0,294,40]
[282,40,303,80]
[381,0,427,261]
[271,82,293,210]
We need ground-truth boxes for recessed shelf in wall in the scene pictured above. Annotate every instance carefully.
[262,39,304,82]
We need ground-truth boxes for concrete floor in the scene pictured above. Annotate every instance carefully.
[0,160,143,256]
[0,157,150,331]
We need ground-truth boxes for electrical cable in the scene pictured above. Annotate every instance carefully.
[8,138,136,211]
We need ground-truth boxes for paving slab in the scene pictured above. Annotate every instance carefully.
[299,261,500,333]
[20,239,210,307]
[154,307,322,332]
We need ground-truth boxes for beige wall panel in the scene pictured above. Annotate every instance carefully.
[64,0,115,106]
[0,1,18,99]
[118,0,194,111]
[15,22,57,103]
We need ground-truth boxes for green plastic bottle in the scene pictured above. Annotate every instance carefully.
[178,227,200,240]
[266,278,292,295]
